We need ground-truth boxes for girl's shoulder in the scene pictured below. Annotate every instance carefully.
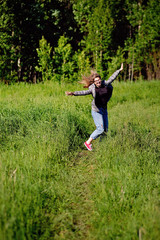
[89,83,95,90]
[103,80,113,87]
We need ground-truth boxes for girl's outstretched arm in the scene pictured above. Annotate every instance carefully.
[105,63,123,85]
[65,89,92,96]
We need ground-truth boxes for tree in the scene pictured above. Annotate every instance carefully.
[36,36,53,82]
[0,0,159,83]
[86,0,114,75]
[0,0,19,82]
[0,0,81,83]
[124,0,160,80]
[53,36,74,82]
[72,0,114,77]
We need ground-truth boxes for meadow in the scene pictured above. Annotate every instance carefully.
[0,80,160,240]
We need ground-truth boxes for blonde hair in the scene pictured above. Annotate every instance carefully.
[79,70,101,88]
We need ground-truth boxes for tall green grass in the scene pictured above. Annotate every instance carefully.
[89,81,160,239]
[0,80,160,239]
[0,82,92,239]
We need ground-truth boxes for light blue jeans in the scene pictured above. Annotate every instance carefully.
[90,108,108,140]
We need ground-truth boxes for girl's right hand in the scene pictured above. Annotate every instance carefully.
[65,91,74,96]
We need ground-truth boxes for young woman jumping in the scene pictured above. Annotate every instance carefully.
[66,63,123,151]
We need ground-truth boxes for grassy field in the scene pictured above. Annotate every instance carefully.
[0,80,160,239]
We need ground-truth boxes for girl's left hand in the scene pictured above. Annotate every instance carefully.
[120,63,123,71]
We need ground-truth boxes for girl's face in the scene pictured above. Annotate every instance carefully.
[94,77,101,88]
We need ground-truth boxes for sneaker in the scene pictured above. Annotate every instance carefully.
[84,142,92,151]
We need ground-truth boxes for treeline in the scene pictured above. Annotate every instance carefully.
[0,0,160,83]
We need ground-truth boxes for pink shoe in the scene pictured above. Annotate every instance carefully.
[84,142,92,151]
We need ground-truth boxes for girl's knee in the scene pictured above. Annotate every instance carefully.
[97,125,104,135]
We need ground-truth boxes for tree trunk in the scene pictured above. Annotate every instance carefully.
[11,30,14,74]
[17,58,21,80]
[131,50,134,81]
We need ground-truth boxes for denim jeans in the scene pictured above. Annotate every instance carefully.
[90,108,108,140]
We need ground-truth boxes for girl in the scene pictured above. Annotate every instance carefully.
[66,63,123,151]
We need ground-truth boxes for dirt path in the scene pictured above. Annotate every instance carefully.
[56,149,97,240]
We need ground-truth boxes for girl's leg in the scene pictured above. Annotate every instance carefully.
[103,109,108,132]
[90,110,104,140]
[86,137,93,145]
[99,109,108,141]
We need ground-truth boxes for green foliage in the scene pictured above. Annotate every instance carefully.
[72,0,95,33]
[124,0,160,80]
[53,36,75,82]
[73,50,91,81]
[107,47,124,80]
[0,33,18,83]
[73,0,114,75]
[0,1,18,82]
[86,0,114,73]
[0,0,80,82]
[72,0,160,81]
[0,0,159,82]
[36,36,53,81]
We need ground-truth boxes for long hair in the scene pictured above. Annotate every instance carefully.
[79,70,101,88]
